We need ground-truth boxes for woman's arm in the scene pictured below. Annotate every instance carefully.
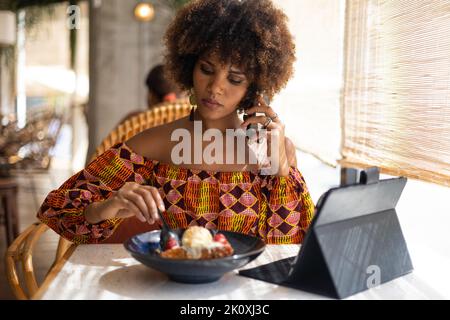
[259,164,315,245]
[85,182,165,224]
[284,136,298,167]
[37,143,158,244]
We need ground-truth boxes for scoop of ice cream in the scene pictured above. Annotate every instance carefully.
[181,226,213,248]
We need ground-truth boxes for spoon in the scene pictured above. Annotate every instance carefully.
[157,208,181,250]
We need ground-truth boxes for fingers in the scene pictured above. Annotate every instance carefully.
[142,186,165,211]
[119,197,147,223]
[245,106,279,121]
[116,183,166,225]
[241,115,277,130]
[116,208,137,220]
[257,92,271,104]
[135,187,159,224]
[146,186,165,228]
[245,106,268,115]
[245,95,278,122]
[243,115,267,124]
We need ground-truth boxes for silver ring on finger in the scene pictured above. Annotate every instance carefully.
[270,113,279,121]
[262,117,272,129]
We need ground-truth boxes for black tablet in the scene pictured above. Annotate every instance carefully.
[239,171,413,299]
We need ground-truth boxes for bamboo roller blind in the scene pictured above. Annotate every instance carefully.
[341,0,450,186]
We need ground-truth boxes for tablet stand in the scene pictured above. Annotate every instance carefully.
[239,167,413,299]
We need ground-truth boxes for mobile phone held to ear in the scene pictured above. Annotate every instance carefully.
[244,93,270,133]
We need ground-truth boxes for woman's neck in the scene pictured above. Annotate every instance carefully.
[191,108,242,133]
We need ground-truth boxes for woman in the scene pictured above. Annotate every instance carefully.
[37,0,315,244]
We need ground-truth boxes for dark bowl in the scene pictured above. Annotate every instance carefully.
[124,229,266,284]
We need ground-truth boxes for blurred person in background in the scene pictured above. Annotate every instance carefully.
[119,64,186,124]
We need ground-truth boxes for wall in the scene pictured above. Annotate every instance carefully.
[272,0,346,166]
[0,10,16,117]
[87,0,175,159]
[0,51,14,117]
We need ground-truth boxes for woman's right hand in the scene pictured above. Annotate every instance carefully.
[85,182,165,225]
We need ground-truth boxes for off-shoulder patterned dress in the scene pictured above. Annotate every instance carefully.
[37,142,315,244]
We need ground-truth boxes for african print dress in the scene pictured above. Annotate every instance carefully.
[37,142,315,244]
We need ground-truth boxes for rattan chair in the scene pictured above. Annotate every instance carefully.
[5,99,191,299]
[90,99,191,162]
[5,222,74,299]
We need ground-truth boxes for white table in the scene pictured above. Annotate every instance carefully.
[33,242,449,300]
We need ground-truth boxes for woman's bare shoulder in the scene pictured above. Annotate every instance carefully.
[125,116,188,161]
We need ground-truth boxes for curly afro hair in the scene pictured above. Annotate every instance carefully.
[163,0,296,109]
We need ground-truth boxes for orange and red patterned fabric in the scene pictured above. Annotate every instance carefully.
[37,142,315,244]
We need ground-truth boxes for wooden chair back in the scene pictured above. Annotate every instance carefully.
[6,223,74,299]
[90,99,190,161]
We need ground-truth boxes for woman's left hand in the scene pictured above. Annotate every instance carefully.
[240,94,291,177]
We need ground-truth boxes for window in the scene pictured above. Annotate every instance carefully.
[341,0,450,186]
[272,0,346,166]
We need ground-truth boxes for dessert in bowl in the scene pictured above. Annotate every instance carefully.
[124,226,265,283]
